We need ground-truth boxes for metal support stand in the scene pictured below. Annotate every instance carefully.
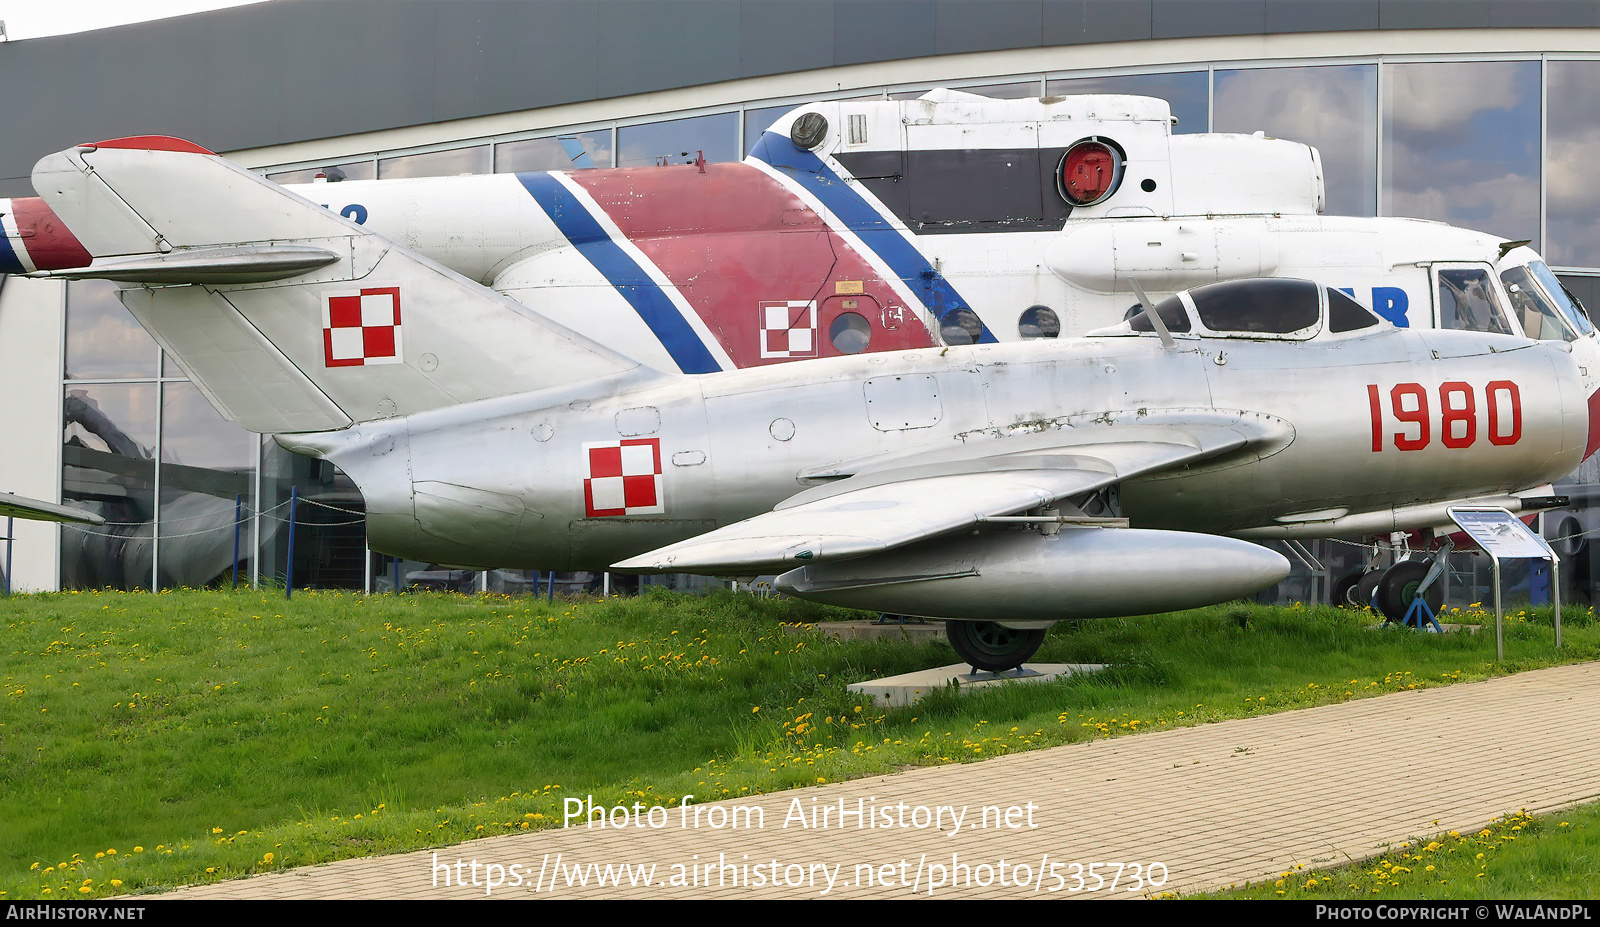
[3,516,11,597]
[875,613,929,625]
[1282,539,1327,603]
[959,666,1044,681]
[1400,596,1443,633]
[1400,540,1451,633]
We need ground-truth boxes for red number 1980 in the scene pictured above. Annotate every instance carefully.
[1367,381,1521,451]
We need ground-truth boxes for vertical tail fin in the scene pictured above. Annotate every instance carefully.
[34,137,646,434]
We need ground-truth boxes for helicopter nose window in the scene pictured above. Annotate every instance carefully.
[1191,278,1319,335]
[1501,265,1576,341]
[1437,267,1514,336]
[1527,261,1594,337]
[1019,305,1060,339]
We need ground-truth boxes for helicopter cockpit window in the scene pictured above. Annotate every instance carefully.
[1127,294,1193,333]
[1528,260,1596,337]
[1501,264,1577,342]
[1327,288,1381,333]
[1191,278,1320,336]
[1437,267,1514,336]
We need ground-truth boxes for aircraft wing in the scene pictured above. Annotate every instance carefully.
[613,423,1255,573]
[0,491,105,525]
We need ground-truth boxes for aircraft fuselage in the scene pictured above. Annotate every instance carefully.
[285,327,1586,570]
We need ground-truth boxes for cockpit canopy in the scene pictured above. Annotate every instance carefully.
[1091,277,1381,341]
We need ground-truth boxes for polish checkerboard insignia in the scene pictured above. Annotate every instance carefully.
[583,438,664,517]
[759,300,818,359]
[323,287,403,367]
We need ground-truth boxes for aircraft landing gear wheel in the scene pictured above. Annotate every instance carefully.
[1355,569,1384,613]
[1331,570,1364,608]
[1375,560,1443,624]
[945,620,1046,672]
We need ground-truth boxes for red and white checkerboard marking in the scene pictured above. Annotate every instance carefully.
[323,287,403,367]
[583,438,664,517]
[759,300,817,358]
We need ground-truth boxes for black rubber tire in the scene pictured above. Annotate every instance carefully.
[1331,570,1364,608]
[1355,569,1384,613]
[1375,560,1444,624]
[944,621,1047,672]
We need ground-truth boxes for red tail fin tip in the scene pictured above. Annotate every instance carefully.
[83,136,215,155]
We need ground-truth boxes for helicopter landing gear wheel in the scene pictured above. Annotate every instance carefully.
[944,620,1047,672]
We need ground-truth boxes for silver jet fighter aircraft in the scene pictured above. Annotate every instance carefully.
[28,138,1592,669]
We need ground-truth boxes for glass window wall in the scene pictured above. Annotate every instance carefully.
[1215,64,1377,217]
[1382,61,1541,247]
[1047,71,1208,133]
[743,104,795,154]
[65,280,158,380]
[61,383,158,590]
[496,131,613,172]
[266,160,377,185]
[378,146,491,179]
[155,383,255,587]
[257,440,367,591]
[954,80,1041,99]
[1545,61,1600,267]
[617,112,738,168]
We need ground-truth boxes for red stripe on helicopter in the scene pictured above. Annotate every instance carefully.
[1586,386,1600,460]
[566,163,938,367]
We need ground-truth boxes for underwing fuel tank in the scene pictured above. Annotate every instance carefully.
[774,527,1290,622]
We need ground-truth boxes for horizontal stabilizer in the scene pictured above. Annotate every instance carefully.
[48,245,341,284]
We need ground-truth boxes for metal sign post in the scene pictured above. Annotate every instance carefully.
[1448,506,1562,661]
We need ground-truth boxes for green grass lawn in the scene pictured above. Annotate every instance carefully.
[2,587,1596,899]
[1204,804,1600,900]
